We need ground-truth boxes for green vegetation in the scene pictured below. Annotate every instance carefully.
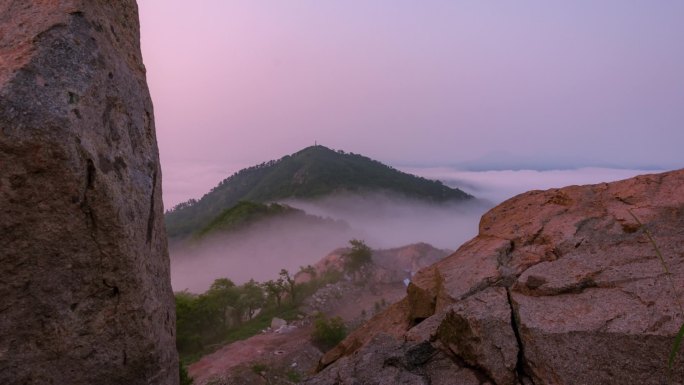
[262,278,286,307]
[343,239,373,276]
[196,201,293,237]
[286,369,303,382]
[193,200,347,239]
[221,303,300,343]
[175,277,273,360]
[295,268,344,301]
[175,264,346,364]
[250,363,269,375]
[279,269,297,303]
[248,363,303,384]
[165,145,471,238]
[179,362,193,385]
[177,287,300,364]
[175,238,374,367]
[312,314,347,351]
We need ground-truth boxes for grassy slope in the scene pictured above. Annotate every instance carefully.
[195,201,346,238]
[196,201,292,237]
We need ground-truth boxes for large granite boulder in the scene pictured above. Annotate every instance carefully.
[0,1,177,384]
[308,169,684,385]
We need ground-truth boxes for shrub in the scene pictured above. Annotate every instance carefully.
[179,362,193,385]
[312,314,347,351]
[286,370,302,382]
[343,239,372,274]
[251,363,269,375]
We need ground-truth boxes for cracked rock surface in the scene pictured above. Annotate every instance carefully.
[307,169,684,385]
[0,1,177,384]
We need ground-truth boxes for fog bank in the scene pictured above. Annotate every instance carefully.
[170,214,358,293]
[170,193,488,292]
[402,167,663,204]
[169,167,665,293]
[284,193,490,250]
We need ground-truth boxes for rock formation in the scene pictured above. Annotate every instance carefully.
[0,1,177,384]
[307,169,684,385]
[295,243,450,285]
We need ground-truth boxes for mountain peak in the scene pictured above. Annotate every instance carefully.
[297,144,334,154]
[165,146,471,237]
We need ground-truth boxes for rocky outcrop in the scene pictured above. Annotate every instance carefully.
[295,243,450,285]
[296,243,450,326]
[0,1,177,384]
[373,243,452,283]
[308,169,684,385]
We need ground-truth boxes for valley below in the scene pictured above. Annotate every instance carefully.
[178,242,450,384]
[166,146,483,384]
[169,193,488,292]
[168,146,680,385]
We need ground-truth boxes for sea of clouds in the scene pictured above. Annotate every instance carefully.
[167,165,663,292]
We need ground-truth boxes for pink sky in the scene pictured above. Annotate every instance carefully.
[137,1,684,207]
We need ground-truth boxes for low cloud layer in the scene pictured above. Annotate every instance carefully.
[170,214,359,293]
[169,167,665,293]
[170,193,490,293]
[284,193,490,250]
[403,167,663,204]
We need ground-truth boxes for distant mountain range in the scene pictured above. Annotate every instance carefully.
[165,145,471,238]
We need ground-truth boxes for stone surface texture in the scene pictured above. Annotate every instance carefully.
[0,1,178,384]
[306,169,684,385]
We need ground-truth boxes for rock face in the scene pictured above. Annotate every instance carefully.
[308,169,684,385]
[0,1,177,384]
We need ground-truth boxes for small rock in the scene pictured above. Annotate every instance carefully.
[276,325,297,334]
[271,317,287,329]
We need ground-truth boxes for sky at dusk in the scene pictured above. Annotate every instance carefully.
[138,1,684,208]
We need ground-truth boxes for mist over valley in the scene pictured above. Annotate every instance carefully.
[170,212,356,292]
[167,147,657,293]
[284,192,490,249]
[167,146,483,292]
